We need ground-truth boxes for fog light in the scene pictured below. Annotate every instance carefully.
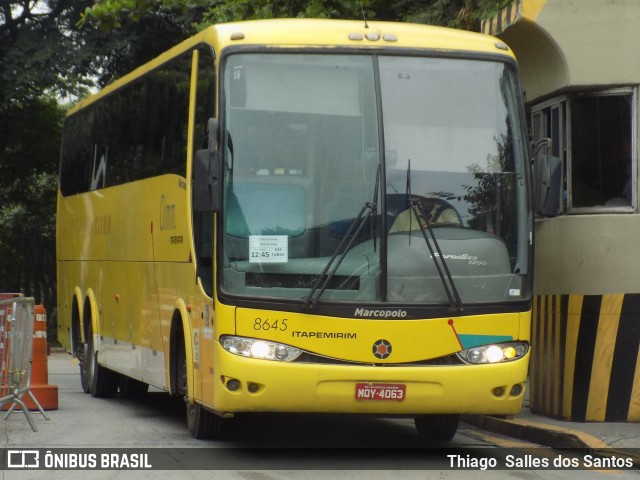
[248,382,259,393]
[510,384,523,396]
[493,387,505,397]
[227,379,241,392]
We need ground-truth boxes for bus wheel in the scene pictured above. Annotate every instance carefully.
[176,337,223,439]
[86,322,118,398]
[119,376,149,398]
[186,401,223,440]
[79,342,90,394]
[414,414,459,442]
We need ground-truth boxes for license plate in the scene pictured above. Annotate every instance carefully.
[355,383,406,401]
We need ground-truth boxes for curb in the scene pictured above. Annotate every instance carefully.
[462,415,640,468]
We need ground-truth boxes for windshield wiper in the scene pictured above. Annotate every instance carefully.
[404,159,462,312]
[302,165,380,309]
[302,200,376,310]
[409,195,463,313]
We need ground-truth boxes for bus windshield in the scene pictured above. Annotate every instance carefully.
[221,52,530,307]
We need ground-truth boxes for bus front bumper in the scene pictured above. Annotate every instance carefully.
[208,346,529,417]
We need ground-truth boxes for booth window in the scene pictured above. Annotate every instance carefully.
[532,89,635,214]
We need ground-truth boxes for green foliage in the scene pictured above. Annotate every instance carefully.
[79,0,514,31]
[0,0,97,102]
[198,0,369,25]
[463,131,516,239]
[78,0,210,30]
[0,95,62,318]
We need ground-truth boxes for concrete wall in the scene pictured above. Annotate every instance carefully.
[534,214,640,295]
[494,0,640,102]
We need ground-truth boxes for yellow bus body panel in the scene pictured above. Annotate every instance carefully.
[235,309,527,363]
[210,355,529,415]
[195,307,531,415]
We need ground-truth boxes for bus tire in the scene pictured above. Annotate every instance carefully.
[72,300,90,394]
[86,322,118,398]
[414,414,459,442]
[175,331,223,439]
[119,376,149,398]
[186,401,223,440]
[79,341,90,394]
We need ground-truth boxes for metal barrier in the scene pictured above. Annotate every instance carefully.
[0,296,49,431]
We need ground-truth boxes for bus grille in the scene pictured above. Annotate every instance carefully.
[293,352,463,366]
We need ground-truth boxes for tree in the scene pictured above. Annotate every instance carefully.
[0,0,209,340]
[0,94,62,327]
[79,5,207,88]
[79,0,516,32]
[0,1,200,333]
[0,1,94,329]
[0,0,98,103]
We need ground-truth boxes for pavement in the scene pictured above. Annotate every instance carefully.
[463,389,640,467]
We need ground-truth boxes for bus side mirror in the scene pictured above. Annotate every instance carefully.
[193,118,221,213]
[532,138,562,217]
[193,149,221,213]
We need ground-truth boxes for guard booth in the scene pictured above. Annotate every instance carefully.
[483,0,640,422]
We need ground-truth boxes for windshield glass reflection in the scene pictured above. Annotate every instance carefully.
[220,53,529,307]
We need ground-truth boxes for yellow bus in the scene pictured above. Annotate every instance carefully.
[57,18,533,440]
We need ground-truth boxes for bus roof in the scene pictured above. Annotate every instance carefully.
[67,18,514,115]
[208,18,513,53]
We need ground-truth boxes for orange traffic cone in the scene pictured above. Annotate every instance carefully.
[27,305,58,410]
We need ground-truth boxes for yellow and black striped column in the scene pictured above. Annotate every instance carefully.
[531,294,640,422]
[481,0,522,36]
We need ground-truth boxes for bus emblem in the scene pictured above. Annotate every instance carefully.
[372,339,392,359]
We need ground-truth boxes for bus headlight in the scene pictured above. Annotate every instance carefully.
[221,336,302,362]
[457,342,528,364]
